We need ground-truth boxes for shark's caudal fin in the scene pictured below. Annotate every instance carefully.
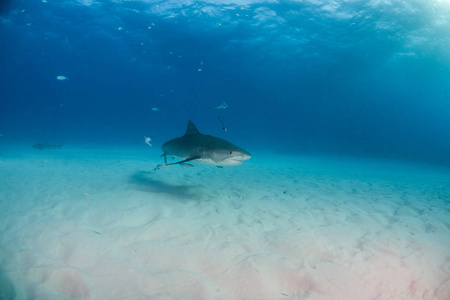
[184,120,201,136]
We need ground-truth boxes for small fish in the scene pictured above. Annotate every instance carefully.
[32,142,64,150]
[154,164,169,171]
[212,102,228,109]
[56,75,69,81]
[179,163,194,168]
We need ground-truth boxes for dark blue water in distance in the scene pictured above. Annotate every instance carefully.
[1,0,449,166]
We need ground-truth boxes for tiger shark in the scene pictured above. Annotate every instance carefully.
[155,120,251,170]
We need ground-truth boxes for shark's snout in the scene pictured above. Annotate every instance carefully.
[240,151,252,161]
[232,150,252,163]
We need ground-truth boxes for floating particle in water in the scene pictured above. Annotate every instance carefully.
[169,51,173,55]
[56,75,68,80]
[200,61,204,65]
[198,69,202,72]
[152,107,159,111]
[148,26,152,29]
[117,26,124,31]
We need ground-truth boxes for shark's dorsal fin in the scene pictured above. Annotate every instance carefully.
[185,120,201,136]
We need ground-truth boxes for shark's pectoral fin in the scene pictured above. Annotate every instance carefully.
[154,156,200,171]
[171,156,200,165]
[160,153,168,164]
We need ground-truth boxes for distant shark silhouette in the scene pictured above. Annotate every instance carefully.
[32,142,64,150]
[155,120,251,170]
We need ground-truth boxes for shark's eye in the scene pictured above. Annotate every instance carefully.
[230,151,233,154]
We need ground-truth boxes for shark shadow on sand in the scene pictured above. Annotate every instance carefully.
[129,171,203,200]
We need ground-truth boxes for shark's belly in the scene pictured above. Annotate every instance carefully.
[191,158,242,167]
[169,155,241,167]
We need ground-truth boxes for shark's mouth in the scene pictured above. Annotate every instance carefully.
[223,156,251,166]
[226,159,244,166]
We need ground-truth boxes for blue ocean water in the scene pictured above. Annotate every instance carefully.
[1,0,449,166]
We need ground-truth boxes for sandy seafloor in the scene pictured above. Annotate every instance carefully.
[0,145,449,300]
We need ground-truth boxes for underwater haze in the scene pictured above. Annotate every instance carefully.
[1,0,449,164]
[1,1,450,300]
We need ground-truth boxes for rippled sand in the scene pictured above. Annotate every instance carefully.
[0,147,449,299]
